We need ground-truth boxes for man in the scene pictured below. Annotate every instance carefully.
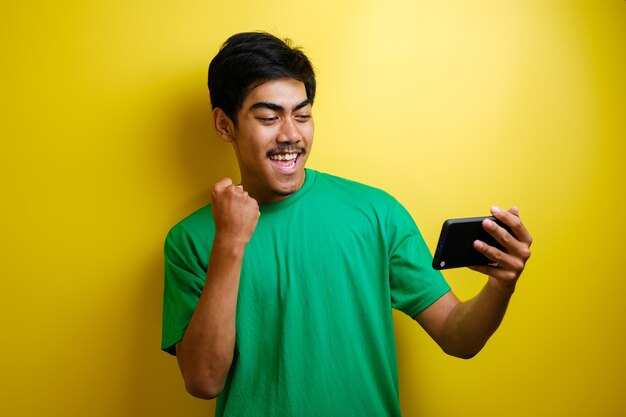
[161,32,532,416]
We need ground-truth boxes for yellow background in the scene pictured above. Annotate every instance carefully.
[2,1,624,416]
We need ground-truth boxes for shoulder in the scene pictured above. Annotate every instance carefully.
[309,170,422,247]
[165,204,214,248]
[310,170,398,206]
[307,170,415,231]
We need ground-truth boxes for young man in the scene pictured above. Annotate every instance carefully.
[161,32,532,416]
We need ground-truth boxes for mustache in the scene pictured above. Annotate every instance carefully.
[266,145,306,157]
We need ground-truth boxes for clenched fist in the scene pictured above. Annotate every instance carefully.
[211,178,260,246]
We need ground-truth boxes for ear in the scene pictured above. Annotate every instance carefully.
[213,108,236,142]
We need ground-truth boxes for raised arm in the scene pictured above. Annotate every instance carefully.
[416,206,532,358]
[176,178,260,399]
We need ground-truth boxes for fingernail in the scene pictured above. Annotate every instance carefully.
[491,206,502,214]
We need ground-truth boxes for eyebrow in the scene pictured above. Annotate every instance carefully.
[249,99,311,112]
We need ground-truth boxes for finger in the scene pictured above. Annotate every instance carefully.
[213,177,234,193]
[473,239,513,269]
[480,217,517,259]
[468,264,518,283]
[474,237,528,274]
[490,206,533,247]
[506,207,533,248]
[481,214,531,270]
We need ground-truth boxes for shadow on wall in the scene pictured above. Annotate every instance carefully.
[166,84,240,220]
[122,83,238,416]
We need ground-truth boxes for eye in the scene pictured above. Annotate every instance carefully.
[294,114,312,122]
[257,116,278,123]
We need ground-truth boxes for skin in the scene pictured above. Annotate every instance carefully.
[415,206,532,358]
[175,78,533,399]
[214,77,314,204]
[175,177,259,399]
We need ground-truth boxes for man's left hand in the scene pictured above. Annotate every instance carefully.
[469,206,533,289]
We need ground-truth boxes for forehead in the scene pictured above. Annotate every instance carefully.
[242,78,308,111]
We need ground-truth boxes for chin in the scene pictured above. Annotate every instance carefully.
[271,188,297,198]
[269,180,298,196]
[252,168,306,203]
[268,176,305,199]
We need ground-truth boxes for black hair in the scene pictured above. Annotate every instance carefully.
[208,31,316,126]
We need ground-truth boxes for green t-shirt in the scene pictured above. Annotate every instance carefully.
[162,170,450,416]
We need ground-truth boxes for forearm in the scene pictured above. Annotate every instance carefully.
[417,207,530,359]
[177,237,244,399]
[441,278,515,359]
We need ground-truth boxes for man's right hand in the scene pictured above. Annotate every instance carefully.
[211,178,260,246]
[177,178,259,399]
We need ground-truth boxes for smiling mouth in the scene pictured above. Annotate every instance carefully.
[269,152,298,161]
[267,149,304,172]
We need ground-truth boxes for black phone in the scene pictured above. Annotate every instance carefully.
[432,216,511,270]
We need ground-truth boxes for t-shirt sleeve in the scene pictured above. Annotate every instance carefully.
[387,201,451,318]
[161,225,208,355]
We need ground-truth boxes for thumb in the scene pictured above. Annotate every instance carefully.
[213,177,234,193]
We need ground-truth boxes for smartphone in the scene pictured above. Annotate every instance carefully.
[432,216,511,270]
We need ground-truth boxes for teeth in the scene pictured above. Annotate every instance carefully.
[270,153,298,161]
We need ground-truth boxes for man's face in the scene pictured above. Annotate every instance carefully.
[230,78,314,204]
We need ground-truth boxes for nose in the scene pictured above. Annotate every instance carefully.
[276,117,301,143]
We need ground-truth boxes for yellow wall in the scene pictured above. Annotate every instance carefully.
[2,1,624,416]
